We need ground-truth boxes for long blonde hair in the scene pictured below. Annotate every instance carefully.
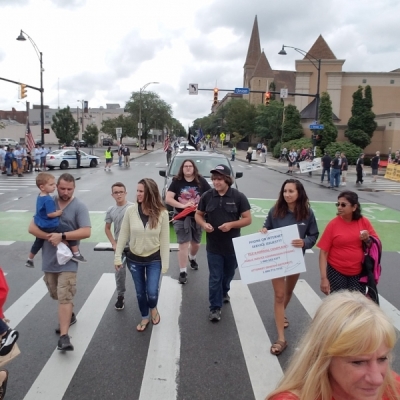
[137,178,165,229]
[266,291,398,400]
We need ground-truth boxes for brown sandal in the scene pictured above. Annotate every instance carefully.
[270,340,287,356]
[284,316,289,329]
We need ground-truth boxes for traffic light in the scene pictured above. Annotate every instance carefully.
[43,128,50,134]
[264,92,271,106]
[213,88,219,105]
[20,84,27,99]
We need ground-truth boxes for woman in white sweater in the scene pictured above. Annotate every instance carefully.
[114,178,170,332]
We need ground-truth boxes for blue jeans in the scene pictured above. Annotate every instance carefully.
[127,259,161,318]
[207,252,237,311]
[320,167,330,182]
[330,168,341,187]
[118,155,122,166]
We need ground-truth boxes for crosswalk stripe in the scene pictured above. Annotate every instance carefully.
[293,279,322,318]
[139,276,182,400]
[23,273,116,400]
[0,241,15,245]
[230,281,283,399]
[5,277,48,328]
[379,296,400,332]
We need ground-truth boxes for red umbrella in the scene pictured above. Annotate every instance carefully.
[170,205,198,222]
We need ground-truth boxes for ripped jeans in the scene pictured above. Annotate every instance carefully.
[127,259,161,318]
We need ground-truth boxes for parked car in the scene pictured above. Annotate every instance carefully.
[35,139,43,146]
[0,138,19,147]
[159,151,243,215]
[102,138,114,146]
[46,149,101,169]
[77,140,88,147]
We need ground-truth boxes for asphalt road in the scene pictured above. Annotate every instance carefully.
[1,149,400,400]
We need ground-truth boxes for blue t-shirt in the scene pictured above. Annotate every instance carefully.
[34,195,59,229]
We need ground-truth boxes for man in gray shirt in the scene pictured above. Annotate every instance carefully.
[28,173,91,351]
[104,182,133,310]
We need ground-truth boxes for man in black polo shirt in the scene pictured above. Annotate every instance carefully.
[195,164,252,322]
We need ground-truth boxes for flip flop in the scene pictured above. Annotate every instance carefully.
[270,340,288,356]
[284,316,289,329]
[136,321,149,332]
[0,369,8,400]
[151,309,161,325]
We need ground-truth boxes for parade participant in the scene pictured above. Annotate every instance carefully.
[287,149,297,174]
[195,164,251,322]
[166,159,211,284]
[0,145,5,174]
[166,144,173,165]
[41,145,49,170]
[114,179,169,332]
[105,182,133,310]
[33,144,42,172]
[318,190,378,295]
[261,179,319,356]
[329,151,342,188]
[320,151,331,184]
[25,172,86,268]
[13,145,24,177]
[371,151,381,183]
[104,146,113,171]
[266,291,400,400]
[28,173,91,351]
[340,152,348,186]
[356,153,365,185]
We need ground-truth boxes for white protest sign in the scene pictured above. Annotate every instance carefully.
[233,225,306,285]
[299,157,321,173]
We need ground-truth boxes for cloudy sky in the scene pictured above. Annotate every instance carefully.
[1,0,399,129]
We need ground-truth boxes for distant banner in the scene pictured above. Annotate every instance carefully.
[232,225,306,285]
[299,157,321,173]
[395,165,400,182]
[384,164,396,181]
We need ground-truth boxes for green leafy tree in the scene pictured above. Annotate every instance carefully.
[51,106,79,145]
[345,129,371,149]
[255,100,284,149]
[269,81,276,100]
[169,117,185,138]
[282,104,303,141]
[318,92,338,150]
[222,99,256,138]
[347,86,364,132]
[83,124,99,148]
[230,131,244,145]
[125,91,172,149]
[0,121,5,129]
[101,115,135,142]
[325,141,363,165]
[363,85,377,138]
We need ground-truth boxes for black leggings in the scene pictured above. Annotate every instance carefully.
[356,169,363,183]
[327,264,365,294]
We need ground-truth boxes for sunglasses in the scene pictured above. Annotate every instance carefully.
[335,202,350,207]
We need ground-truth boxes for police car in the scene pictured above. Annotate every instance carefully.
[46,148,101,170]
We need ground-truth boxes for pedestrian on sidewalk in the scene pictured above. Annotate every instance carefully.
[261,143,267,163]
[246,146,253,163]
[260,179,319,356]
[287,149,297,174]
[371,151,380,182]
[195,164,252,322]
[114,179,170,332]
[329,152,342,188]
[230,145,236,161]
[122,145,130,167]
[104,147,113,171]
[340,152,348,186]
[356,153,365,184]
[105,182,133,311]
[117,144,123,167]
[320,151,331,184]
[166,159,211,284]
[74,145,81,169]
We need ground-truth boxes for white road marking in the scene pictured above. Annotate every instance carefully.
[377,220,399,223]
[293,279,322,318]
[6,209,29,212]
[139,276,182,400]
[305,249,314,253]
[0,241,16,245]
[23,273,116,400]
[379,296,400,332]
[230,281,283,399]
[89,211,106,214]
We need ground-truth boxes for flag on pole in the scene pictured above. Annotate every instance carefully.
[164,134,170,152]
[195,127,204,144]
[25,119,35,152]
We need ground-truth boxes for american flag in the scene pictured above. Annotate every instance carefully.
[25,119,35,152]
[164,134,170,152]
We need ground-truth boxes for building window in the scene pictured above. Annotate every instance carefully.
[390,79,395,84]
[362,79,367,83]
[45,112,51,118]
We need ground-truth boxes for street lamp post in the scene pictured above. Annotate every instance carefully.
[138,82,159,150]
[17,30,45,145]
[279,45,321,154]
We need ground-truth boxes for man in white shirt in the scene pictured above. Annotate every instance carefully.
[0,145,6,174]
[13,146,24,177]
[34,145,42,171]
[41,146,49,170]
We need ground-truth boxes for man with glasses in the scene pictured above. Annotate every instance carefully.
[166,159,211,284]
[195,164,252,322]
[105,182,133,310]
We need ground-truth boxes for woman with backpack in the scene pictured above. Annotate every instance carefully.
[317,190,379,296]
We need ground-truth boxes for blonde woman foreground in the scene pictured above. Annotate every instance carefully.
[266,291,400,400]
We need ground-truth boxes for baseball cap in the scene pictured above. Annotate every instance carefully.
[210,164,231,176]
[335,151,340,156]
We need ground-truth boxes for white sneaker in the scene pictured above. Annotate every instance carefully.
[341,182,346,186]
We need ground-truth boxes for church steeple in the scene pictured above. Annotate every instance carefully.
[305,35,336,60]
[243,16,262,87]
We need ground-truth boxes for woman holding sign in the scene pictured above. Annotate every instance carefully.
[261,179,319,356]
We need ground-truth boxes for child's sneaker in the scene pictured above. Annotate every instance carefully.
[25,259,34,268]
[0,329,19,356]
[71,254,87,263]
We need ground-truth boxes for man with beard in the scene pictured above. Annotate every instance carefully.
[28,173,91,351]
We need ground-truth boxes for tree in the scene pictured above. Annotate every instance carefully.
[83,124,99,148]
[363,85,377,138]
[51,106,79,145]
[230,132,244,145]
[101,115,135,142]
[345,129,371,149]
[254,100,284,148]
[269,81,276,100]
[318,92,338,150]
[0,121,5,129]
[222,99,256,138]
[125,91,172,149]
[282,104,303,141]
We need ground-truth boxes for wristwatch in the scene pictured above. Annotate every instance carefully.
[62,233,66,240]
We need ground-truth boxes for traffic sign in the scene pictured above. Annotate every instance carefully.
[234,88,250,95]
[189,83,198,95]
[309,124,324,130]
[220,133,226,140]
[280,88,288,99]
